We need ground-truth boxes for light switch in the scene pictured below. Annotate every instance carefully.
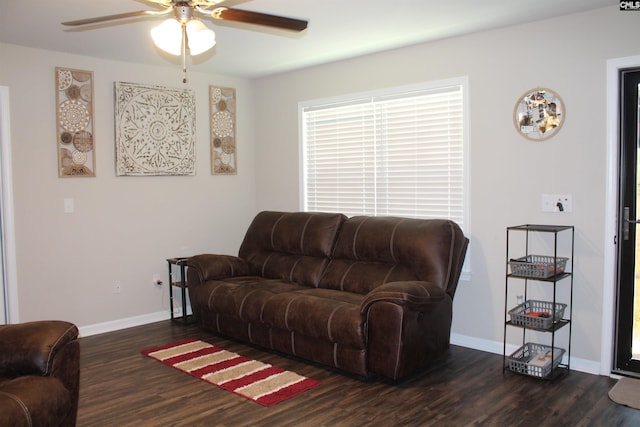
[64,198,74,213]
[541,194,572,213]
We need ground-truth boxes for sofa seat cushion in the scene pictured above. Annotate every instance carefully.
[319,259,416,294]
[194,276,307,322]
[260,288,366,349]
[193,277,367,349]
[0,376,71,427]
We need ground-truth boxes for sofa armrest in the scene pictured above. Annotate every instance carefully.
[187,254,250,282]
[0,320,78,378]
[361,281,446,314]
[362,282,452,380]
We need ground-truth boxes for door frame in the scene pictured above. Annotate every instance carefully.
[603,55,640,375]
[0,86,19,324]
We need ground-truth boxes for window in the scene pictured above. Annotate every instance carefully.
[300,78,468,232]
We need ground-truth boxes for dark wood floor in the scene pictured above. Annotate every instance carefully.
[77,320,640,426]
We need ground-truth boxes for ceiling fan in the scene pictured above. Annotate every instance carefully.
[62,0,308,82]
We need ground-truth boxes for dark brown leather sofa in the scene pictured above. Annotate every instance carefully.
[187,211,468,380]
[0,320,80,427]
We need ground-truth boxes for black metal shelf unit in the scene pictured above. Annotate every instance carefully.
[502,224,574,380]
[167,257,196,325]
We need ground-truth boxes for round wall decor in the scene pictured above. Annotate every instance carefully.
[513,88,564,141]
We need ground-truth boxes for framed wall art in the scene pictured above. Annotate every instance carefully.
[210,86,237,175]
[115,82,196,176]
[513,88,565,141]
[56,67,95,177]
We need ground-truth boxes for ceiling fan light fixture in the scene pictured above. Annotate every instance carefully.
[151,18,182,56]
[63,1,309,83]
[186,20,216,55]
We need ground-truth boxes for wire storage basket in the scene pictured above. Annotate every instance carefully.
[508,300,567,330]
[509,255,568,279]
[507,343,565,378]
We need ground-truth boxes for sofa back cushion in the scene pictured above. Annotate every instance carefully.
[319,216,467,296]
[239,211,347,287]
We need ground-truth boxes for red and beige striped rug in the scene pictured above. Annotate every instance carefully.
[141,338,321,406]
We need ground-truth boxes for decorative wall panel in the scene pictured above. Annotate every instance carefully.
[56,67,95,177]
[210,86,237,175]
[115,82,196,176]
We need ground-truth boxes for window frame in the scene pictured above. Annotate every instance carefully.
[298,76,470,242]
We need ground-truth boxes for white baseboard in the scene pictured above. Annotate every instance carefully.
[451,332,602,376]
[79,304,193,337]
[79,310,172,337]
[79,316,602,376]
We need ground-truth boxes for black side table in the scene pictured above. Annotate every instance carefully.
[167,257,195,324]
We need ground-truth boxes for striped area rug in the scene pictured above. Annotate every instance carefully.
[141,339,321,406]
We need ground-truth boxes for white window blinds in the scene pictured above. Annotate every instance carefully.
[302,82,466,229]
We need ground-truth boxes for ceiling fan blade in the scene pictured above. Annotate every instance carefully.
[210,7,308,32]
[62,10,166,26]
[142,0,174,5]
[195,0,227,6]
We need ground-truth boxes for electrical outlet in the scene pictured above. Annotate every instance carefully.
[152,274,163,286]
[113,280,122,294]
[541,194,572,213]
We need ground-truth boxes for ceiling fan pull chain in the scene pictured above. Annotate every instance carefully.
[182,23,188,84]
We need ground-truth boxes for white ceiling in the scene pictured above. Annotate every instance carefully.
[0,0,612,79]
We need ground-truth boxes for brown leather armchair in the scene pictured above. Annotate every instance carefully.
[0,320,80,427]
